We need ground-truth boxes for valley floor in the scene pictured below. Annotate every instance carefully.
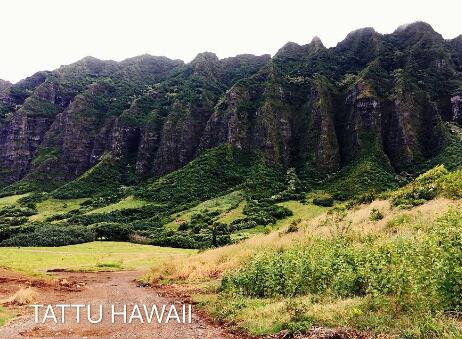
[0,241,194,277]
[0,269,239,339]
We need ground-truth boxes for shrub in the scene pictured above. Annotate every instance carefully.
[437,169,462,199]
[286,219,301,233]
[221,208,462,319]
[2,287,38,306]
[369,208,384,221]
[312,193,334,207]
[391,165,462,208]
[391,165,448,208]
[386,214,412,232]
[229,218,257,232]
[0,224,95,247]
[91,222,132,241]
[243,200,292,225]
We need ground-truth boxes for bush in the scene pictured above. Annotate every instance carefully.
[312,193,334,207]
[369,208,384,221]
[0,224,95,247]
[286,219,300,233]
[149,226,231,249]
[391,165,462,208]
[221,207,462,319]
[438,169,462,199]
[91,222,132,241]
[229,218,257,232]
[391,165,448,208]
[243,200,292,225]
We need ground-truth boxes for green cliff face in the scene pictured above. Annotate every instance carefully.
[0,21,461,198]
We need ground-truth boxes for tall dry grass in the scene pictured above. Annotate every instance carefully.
[149,198,458,284]
[1,287,38,306]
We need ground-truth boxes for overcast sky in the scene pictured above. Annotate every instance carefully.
[1,0,461,83]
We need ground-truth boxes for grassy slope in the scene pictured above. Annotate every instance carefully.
[231,201,326,240]
[274,201,326,227]
[217,200,246,224]
[149,197,462,337]
[166,191,244,230]
[0,194,28,209]
[149,201,327,283]
[29,198,88,222]
[86,195,148,214]
[0,241,194,277]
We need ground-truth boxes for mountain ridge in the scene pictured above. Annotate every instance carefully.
[0,21,461,198]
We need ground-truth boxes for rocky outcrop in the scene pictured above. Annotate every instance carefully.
[302,76,340,172]
[129,53,271,177]
[199,64,294,165]
[452,94,462,125]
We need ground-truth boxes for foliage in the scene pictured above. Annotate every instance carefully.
[369,208,384,221]
[137,145,250,206]
[323,141,398,200]
[391,165,462,208]
[91,222,132,241]
[52,155,134,199]
[242,200,293,225]
[0,223,95,247]
[312,193,334,207]
[221,207,462,329]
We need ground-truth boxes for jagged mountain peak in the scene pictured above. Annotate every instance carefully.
[274,36,325,60]
[310,36,324,48]
[120,54,183,65]
[392,21,443,46]
[191,52,220,65]
[274,41,304,59]
[451,35,462,47]
[0,22,462,195]
[77,55,103,63]
[340,27,377,42]
[394,21,438,35]
[336,27,381,53]
[221,53,271,63]
[0,79,12,90]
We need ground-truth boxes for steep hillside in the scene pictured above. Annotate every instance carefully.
[0,22,461,196]
[0,22,462,250]
[147,166,462,337]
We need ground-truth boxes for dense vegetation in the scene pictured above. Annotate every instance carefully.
[0,144,297,248]
[147,166,462,337]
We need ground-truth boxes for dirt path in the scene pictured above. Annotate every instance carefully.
[0,269,240,339]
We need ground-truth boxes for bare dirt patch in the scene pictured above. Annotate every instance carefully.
[0,269,239,338]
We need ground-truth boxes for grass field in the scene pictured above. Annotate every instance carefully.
[275,200,326,227]
[217,200,246,224]
[86,195,149,214]
[0,306,13,327]
[0,194,28,209]
[0,241,195,277]
[29,198,88,221]
[166,191,244,229]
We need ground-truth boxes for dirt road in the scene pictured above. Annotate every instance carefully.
[0,269,239,339]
